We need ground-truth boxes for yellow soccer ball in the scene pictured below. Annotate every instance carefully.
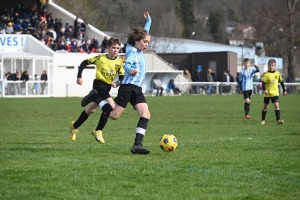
[159,134,178,152]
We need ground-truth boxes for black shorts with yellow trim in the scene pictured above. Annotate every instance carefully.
[263,96,279,104]
[93,79,111,100]
[115,84,147,108]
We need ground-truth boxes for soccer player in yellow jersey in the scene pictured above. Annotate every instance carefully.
[69,37,124,142]
[260,59,287,125]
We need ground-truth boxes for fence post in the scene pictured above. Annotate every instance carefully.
[66,82,68,97]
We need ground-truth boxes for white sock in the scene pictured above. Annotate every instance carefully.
[136,127,146,135]
[99,100,108,109]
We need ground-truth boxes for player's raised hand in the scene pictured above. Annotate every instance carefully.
[144,12,150,18]
[77,78,82,85]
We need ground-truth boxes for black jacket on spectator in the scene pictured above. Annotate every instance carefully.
[11,72,20,81]
[20,71,29,88]
[41,73,47,81]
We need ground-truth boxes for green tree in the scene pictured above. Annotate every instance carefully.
[251,0,300,81]
[178,0,197,38]
[206,12,225,43]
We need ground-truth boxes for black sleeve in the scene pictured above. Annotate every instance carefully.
[262,82,266,91]
[115,75,124,87]
[280,81,286,92]
[77,60,89,78]
[118,75,124,82]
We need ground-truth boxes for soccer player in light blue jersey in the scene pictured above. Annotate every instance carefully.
[239,58,259,119]
[81,12,152,155]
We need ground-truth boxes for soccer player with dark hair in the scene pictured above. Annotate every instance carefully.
[239,58,259,119]
[260,59,287,125]
[69,37,124,143]
[81,12,152,154]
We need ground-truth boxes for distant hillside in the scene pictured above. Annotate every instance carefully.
[52,0,250,43]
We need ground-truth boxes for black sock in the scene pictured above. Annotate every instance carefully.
[134,133,144,146]
[262,110,267,121]
[248,103,250,114]
[244,102,250,115]
[96,112,109,131]
[134,117,149,146]
[74,110,89,129]
[275,110,280,121]
[102,104,113,116]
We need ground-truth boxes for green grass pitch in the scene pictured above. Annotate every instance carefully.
[0,95,299,199]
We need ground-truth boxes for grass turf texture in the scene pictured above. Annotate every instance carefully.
[0,95,299,199]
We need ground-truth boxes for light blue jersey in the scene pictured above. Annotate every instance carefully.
[122,17,151,87]
[239,67,259,91]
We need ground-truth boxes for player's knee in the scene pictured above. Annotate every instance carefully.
[141,112,150,119]
[85,109,96,115]
[110,112,121,120]
[146,112,151,119]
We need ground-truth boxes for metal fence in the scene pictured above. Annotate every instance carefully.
[1,81,300,97]
[178,82,300,95]
[0,80,52,97]
[0,55,52,97]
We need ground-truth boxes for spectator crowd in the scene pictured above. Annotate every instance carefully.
[0,3,114,53]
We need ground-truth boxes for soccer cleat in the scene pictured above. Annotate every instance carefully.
[69,121,79,141]
[245,114,251,119]
[92,130,105,144]
[130,145,150,155]
[81,89,98,107]
[277,120,284,125]
[261,121,265,125]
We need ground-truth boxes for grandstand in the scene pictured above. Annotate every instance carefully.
[0,0,185,97]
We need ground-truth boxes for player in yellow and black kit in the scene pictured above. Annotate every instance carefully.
[260,59,287,125]
[69,37,124,142]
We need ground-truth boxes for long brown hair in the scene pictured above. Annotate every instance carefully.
[126,27,150,46]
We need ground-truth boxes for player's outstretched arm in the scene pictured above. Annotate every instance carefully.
[143,12,151,33]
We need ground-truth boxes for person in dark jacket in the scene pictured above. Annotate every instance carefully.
[40,70,47,94]
[101,36,108,53]
[20,70,29,95]
[167,79,181,94]
[220,70,228,94]
[10,71,20,95]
